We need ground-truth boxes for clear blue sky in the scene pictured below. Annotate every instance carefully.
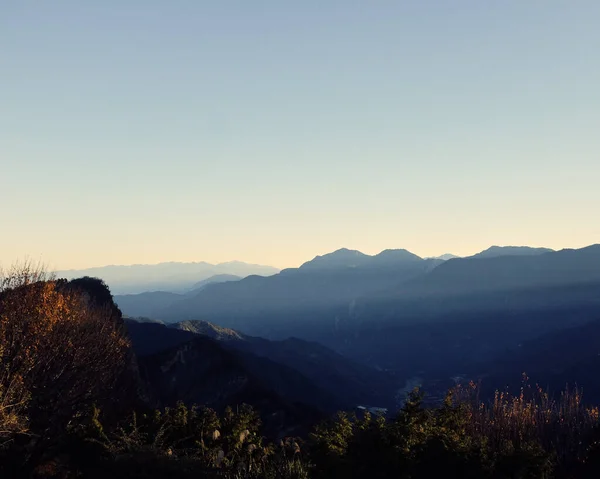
[2,1,599,269]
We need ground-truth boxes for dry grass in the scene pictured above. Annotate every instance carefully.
[451,376,599,467]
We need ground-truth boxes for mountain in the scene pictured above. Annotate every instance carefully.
[172,320,398,410]
[126,320,342,409]
[123,318,404,436]
[472,317,600,403]
[151,248,438,332]
[112,244,600,322]
[114,274,243,319]
[299,248,371,270]
[402,244,600,297]
[321,246,600,386]
[371,249,423,264]
[144,245,600,346]
[115,291,184,319]
[129,323,330,437]
[156,245,600,398]
[187,274,241,293]
[428,254,459,261]
[471,245,554,259]
[299,248,422,270]
[118,245,600,408]
[56,261,279,294]
[125,318,397,412]
[176,319,244,341]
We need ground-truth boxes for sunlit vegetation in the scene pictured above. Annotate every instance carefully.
[0,263,131,474]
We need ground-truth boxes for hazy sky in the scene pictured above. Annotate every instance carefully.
[2,1,599,270]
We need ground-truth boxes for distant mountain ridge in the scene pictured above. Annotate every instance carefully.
[150,248,439,327]
[116,291,183,319]
[404,244,600,297]
[187,274,241,293]
[57,261,279,294]
[114,274,244,318]
[114,245,598,333]
[470,245,554,259]
[57,246,560,296]
[63,244,600,416]
[300,248,422,270]
[428,254,459,261]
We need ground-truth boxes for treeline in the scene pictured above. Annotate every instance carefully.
[3,265,600,478]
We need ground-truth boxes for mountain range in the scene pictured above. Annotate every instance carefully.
[19,243,600,443]
[125,319,327,436]
[125,317,399,435]
[56,261,278,294]
[115,247,441,324]
[113,244,600,405]
[115,245,582,335]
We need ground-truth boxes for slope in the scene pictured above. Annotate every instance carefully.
[126,320,347,416]
[172,320,398,410]
[155,248,437,330]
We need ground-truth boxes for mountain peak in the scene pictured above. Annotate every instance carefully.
[331,247,364,255]
[174,320,245,341]
[299,247,422,270]
[472,246,554,259]
[300,248,369,269]
[428,253,459,261]
[374,249,422,262]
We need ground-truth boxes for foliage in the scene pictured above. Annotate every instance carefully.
[0,265,131,473]
[71,402,309,479]
[308,383,600,479]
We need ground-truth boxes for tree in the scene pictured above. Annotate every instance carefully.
[0,264,131,448]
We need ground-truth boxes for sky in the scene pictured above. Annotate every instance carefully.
[1,1,599,270]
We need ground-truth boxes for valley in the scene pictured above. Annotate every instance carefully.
[114,244,600,414]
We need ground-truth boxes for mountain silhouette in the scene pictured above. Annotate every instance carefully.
[428,253,459,261]
[470,245,554,259]
[186,274,242,293]
[116,291,184,319]
[403,244,600,296]
[145,248,437,326]
[56,261,279,294]
[299,248,422,270]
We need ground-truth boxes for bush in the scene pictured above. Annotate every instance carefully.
[0,264,131,473]
[308,383,600,479]
[72,402,309,479]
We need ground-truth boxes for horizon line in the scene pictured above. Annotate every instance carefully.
[46,243,588,272]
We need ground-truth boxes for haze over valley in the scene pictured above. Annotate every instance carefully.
[105,243,600,409]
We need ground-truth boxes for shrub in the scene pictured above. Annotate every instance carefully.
[0,264,131,473]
